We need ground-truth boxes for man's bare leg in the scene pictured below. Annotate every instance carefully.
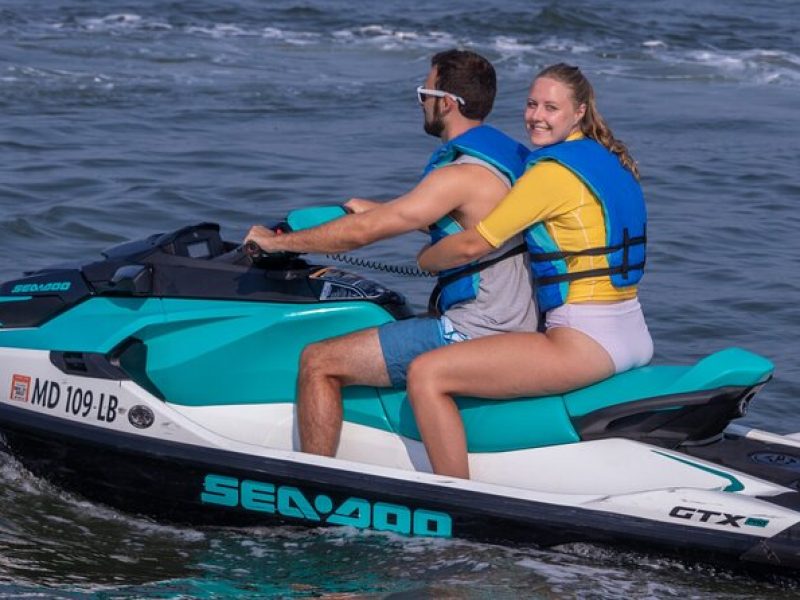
[297,328,391,456]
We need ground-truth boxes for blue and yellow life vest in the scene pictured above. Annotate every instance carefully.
[424,125,529,313]
[523,138,647,313]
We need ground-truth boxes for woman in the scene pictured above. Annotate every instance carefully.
[407,63,653,479]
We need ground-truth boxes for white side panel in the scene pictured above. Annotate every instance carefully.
[0,348,290,451]
[336,421,433,472]
[170,402,433,471]
[170,402,296,448]
[468,438,777,495]
[588,487,800,537]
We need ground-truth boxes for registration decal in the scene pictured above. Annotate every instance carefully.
[9,374,31,402]
[26,377,119,423]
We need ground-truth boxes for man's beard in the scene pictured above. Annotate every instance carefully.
[424,102,444,137]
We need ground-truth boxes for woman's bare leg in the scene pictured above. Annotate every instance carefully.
[405,359,470,478]
[406,328,615,478]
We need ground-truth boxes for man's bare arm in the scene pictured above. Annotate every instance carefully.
[244,165,486,254]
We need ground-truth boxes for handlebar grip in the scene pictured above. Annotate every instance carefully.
[243,240,263,257]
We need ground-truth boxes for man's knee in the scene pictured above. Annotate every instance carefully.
[300,337,365,380]
[299,341,339,378]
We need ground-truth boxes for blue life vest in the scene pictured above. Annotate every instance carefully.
[424,125,530,313]
[523,138,647,313]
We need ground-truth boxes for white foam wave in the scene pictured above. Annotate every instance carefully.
[656,47,800,85]
[51,14,453,50]
[3,64,115,92]
[69,497,207,541]
[0,454,51,496]
[538,35,594,55]
[262,26,287,39]
[492,35,536,56]
[186,24,253,38]
[334,24,457,50]
[489,34,597,65]
[0,451,204,542]
[66,13,173,32]
[487,33,800,88]
[38,14,800,88]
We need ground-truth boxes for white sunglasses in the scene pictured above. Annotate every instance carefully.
[416,86,466,106]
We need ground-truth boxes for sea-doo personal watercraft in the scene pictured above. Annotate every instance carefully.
[2,206,800,573]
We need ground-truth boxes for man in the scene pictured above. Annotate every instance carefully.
[245,49,537,457]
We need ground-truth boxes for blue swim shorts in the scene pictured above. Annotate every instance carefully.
[377,316,469,389]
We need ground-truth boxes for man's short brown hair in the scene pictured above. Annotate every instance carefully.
[431,49,496,120]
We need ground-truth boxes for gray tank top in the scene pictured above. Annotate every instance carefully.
[440,156,539,338]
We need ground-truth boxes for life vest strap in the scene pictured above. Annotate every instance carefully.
[427,243,527,314]
[535,260,646,286]
[529,233,646,263]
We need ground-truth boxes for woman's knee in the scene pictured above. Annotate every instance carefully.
[406,353,444,401]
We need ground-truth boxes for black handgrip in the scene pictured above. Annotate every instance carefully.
[242,239,301,270]
[243,240,263,257]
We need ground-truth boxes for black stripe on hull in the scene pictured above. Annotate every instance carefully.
[1,403,798,574]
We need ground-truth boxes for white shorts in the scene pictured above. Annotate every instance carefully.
[545,298,653,373]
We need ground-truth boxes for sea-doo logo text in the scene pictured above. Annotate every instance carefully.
[669,505,769,528]
[11,282,71,293]
[201,474,452,538]
[750,452,800,471]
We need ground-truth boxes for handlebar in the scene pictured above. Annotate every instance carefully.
[243,240,266,258]
[242,239,301,268]
[243,205,351,266]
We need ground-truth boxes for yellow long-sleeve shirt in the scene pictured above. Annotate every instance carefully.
[476,136,638,304]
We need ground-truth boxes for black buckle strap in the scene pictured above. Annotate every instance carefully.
[427,243,527,315]
[536,261,646,286]
[529,233,646,263]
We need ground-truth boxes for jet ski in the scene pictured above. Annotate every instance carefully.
[2,206,800,574]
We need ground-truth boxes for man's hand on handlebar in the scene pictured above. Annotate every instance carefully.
[343,198,380,214]
[243,225,301,263]
[244,225,278,254]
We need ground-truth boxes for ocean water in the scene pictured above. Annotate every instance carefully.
[1,0,800,597]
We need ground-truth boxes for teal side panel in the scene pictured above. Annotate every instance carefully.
[0,297,166,352]
[564,347,775,418]
[458,396,580,452]
[378,389,579,453]
[286,206,348,231]
[0,293,395,431]
[143,300,394,413]
[342,386,394,432]
[377,389,410,436]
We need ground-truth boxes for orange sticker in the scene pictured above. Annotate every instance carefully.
[9,374,31,403]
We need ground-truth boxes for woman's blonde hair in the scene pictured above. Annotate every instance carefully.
[536,63,640,178]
